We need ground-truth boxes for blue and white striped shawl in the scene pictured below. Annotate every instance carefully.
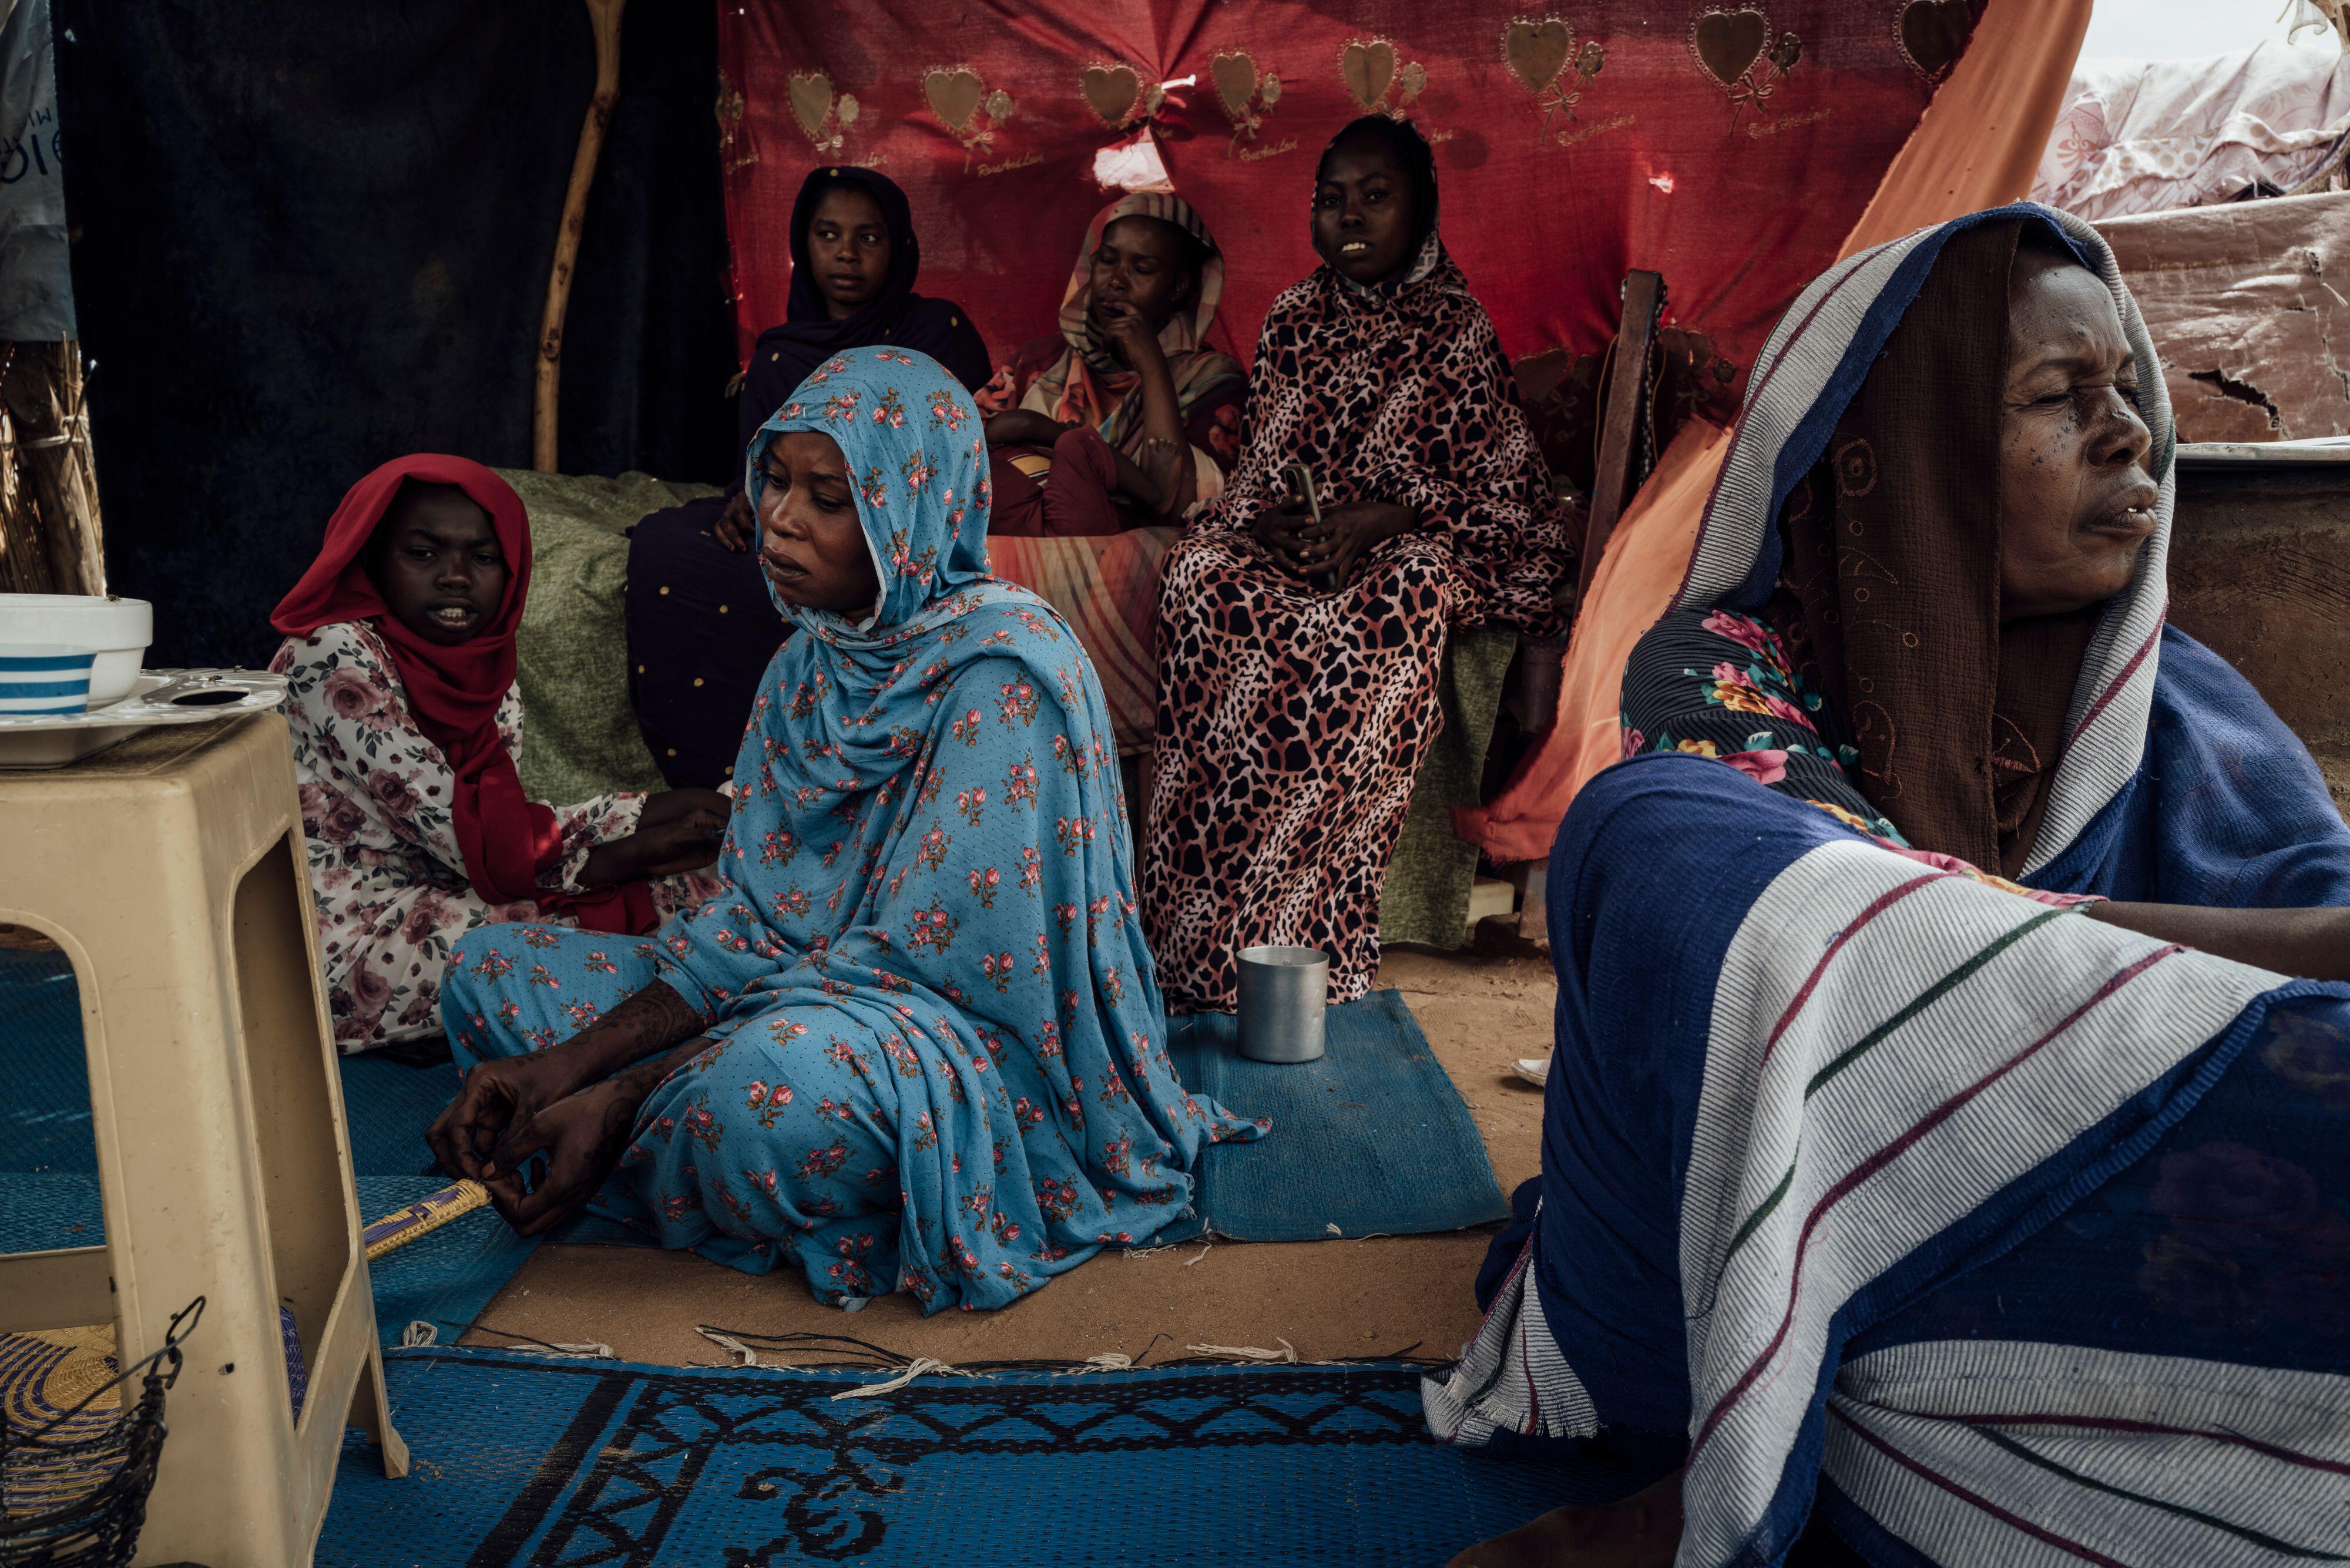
[1425,207,2350,1567]
[1432,758,2350,1564]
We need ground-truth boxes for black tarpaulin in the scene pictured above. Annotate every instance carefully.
[52,0,736,667]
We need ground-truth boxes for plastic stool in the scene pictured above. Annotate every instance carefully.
[0,713,406,1567]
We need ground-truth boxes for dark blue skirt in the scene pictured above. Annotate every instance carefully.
[624,495,787,790]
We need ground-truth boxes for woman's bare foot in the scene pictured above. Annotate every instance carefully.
[1447,1470,1683,1568]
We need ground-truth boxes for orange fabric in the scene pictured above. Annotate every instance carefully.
[1455,419,1729,862]
[1456,0,2092,864]
[1838,0,2092,256]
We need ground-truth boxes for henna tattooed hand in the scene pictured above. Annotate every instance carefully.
[427,981,705,1183]
[481,1039,710,1237]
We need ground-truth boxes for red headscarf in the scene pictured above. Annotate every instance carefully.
[272,454,651,934]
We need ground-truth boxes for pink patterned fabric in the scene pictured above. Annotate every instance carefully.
[983,525,1177,753]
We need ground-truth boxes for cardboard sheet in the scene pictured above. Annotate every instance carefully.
[2099,190,2350,443]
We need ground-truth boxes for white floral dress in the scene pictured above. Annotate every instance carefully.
[270,621,720,1052]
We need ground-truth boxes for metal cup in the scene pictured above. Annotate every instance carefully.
[1236,945,1330,1063]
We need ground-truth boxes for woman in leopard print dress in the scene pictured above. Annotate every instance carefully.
[1142,117,1572,1010]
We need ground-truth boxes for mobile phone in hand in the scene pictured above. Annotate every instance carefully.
[1282,464,1338,593]
[1281,462,1321,523]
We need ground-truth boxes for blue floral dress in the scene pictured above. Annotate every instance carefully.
[441,348,1263,1312]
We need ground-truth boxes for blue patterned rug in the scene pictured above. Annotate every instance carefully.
[321,1351,1636,1566]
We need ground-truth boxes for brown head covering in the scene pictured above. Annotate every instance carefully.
[1766,221,2097,877]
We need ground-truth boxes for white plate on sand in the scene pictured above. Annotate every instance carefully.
[0,670,287,768]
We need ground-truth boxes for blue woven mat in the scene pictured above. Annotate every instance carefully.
[1160,990,1508,1243]
[323,1349,1637,1566]
[4,949,1503,1332]
[0,948,95,1177]
[0,948,533,1345]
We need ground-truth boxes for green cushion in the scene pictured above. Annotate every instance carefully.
[495,464,1512,942]
[494,468,718,807]
[1377,624,1518,950]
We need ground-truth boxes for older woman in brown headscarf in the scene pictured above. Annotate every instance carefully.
[1616,220,2124,881]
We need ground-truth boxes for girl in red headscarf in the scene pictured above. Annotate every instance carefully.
[269,455,728,1053]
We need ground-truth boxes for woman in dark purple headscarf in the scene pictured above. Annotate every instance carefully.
[626,166,991,788]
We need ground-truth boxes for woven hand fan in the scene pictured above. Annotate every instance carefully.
[362,1180,490,1261]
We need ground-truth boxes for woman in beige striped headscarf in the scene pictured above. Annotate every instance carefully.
[980,193,1246,536]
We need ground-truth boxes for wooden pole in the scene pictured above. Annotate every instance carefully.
[0,362,34,596]
[1574,270,1665,605]
[0,341,104,594]
[532,0,629,472]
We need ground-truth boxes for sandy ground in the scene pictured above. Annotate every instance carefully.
[466,944,1557,1369]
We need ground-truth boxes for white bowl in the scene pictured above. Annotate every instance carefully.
[0,595,152,707]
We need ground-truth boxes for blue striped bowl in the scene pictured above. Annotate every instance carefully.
[0,644,98,715]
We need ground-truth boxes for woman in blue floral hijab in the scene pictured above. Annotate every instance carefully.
[428,347,1262,1313]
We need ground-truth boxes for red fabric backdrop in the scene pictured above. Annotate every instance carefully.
[716,1,1984,391]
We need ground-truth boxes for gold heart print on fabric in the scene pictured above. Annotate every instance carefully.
[924,67,986,133]
[1341,39,1397,110]
[1081,62,1144,127]
[1896,0,1975,82]
[1208,48,1280,143]
[1503,18,1574,93]
[787,71,834,139]
[1503,14,1609,141]
[716,70,750,170]
[1211,50,1258,117]
[1691,5,1770,87]
[1690,2,1802,127]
